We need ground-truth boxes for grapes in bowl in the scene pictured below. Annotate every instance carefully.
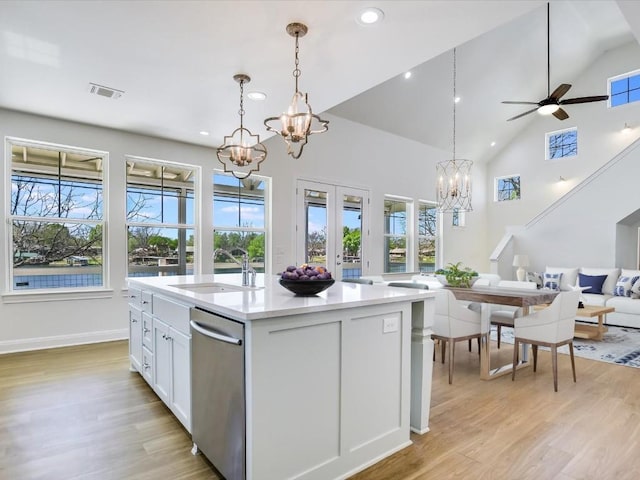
[279,264,334,295]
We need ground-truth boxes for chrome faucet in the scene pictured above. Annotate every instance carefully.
[214,248,256,287]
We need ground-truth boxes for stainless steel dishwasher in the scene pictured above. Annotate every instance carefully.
[190,307,245,480]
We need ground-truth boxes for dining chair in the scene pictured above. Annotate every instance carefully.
[387,282,429,289]
[490,280,537,348]
[432,289,483,384]
[512,290,580,392]
[341,278,374,285]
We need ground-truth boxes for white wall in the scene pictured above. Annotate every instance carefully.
[486,41,640,275]
[0,109,489,351]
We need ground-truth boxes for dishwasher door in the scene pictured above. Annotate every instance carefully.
[190,307,245,480]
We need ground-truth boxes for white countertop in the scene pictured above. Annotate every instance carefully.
[127,274,435,321]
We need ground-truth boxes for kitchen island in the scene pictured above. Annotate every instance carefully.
[127,274,435,480]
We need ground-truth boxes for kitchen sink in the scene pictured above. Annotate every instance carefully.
[169,282,261,294]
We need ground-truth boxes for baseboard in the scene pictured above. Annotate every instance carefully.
[0,328,128,354]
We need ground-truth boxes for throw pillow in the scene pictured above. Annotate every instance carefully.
[631,278,640,299]
[614,275,640,297]
[527,271,543,289]
[578,273,608,295]
[543,272,562,291]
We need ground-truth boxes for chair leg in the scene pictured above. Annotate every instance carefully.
[569,341,576,383]
[468,339,472,352]
[512,340,519,381]
[497,325,502,349]
[448,339,455,384]
[551,345,558,392]
[441,339,446,364]
[532,345,538,372]
[477,337,481,356]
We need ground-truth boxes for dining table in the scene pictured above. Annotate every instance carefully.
[445,285,560,380]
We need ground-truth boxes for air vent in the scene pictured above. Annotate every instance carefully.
[88,83,124,99]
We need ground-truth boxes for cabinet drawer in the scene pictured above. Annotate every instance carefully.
[141,291,153,313]
[128,286,142,308]
[153,294,190,335]
[141,346,153,385]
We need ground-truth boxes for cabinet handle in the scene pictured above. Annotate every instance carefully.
[132,319,138,323]
[162,333,166,339]
[141,300,149,304]
[166,335,173,342]
[143,363,150,370]
[130,294,137,299]
[143,328,150,334]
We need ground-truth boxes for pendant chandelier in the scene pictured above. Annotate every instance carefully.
[217,74,267,180]
[264,22,329,159]
[436,48,473,213]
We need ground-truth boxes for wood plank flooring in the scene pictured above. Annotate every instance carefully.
[1,340,639,479]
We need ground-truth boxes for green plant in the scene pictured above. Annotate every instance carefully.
[435,262,478,288]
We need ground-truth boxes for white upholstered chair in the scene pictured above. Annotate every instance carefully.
[512,290,580,392]
[433,289,484,384]
[490,280,537,348]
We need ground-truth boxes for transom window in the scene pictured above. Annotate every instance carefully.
[384,197,410,273]
[495,175,521,202]
[126,156,197,278]
[609,70,640,107]
[213,172,268,275]
[546,127,577,160]
[7,138,106,291]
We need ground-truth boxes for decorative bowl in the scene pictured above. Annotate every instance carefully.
[279,278,335,296]
[436,275,479,288]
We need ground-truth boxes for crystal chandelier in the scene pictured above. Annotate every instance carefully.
[217,74,267,179]
[436,48,472,213]
[264,23,329,159]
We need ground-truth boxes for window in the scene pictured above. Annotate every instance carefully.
[126,157,197,278]
[546,127,577,160]
[384,197,410,273]
[8,138,106,291]
[213,172,268,275]
[418,201,437,273]
[452,207,465,227]
[609,70,640,107]
[495,175,521,202]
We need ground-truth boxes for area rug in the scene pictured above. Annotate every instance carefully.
[490,323,640,368]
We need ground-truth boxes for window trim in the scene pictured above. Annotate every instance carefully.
[5,136,109,295]
[494,174,521,202]
[545,127,578,161]
[383,195,413,274]
[417,200,438,273]
[608,69,640,108]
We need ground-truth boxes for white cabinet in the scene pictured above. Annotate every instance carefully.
[128,306,142,372]
[151,295,192,432]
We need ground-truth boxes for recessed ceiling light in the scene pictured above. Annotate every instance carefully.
[199,131,210,136]
[247,91,267,101]
[404,71,412,79]
[490,141,496,147]
[454,96,461,103]
[357,7,384,25]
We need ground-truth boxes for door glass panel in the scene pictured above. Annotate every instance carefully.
[384,199,407,273]
[342,194,363,279]
[304,189,327,266]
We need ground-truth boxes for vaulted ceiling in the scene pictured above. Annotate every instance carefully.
[1,1,639,165]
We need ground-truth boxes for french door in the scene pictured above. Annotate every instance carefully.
[296,180,369,280]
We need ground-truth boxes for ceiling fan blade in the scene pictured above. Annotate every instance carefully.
[502,101,539,105]
[550,83,571,100]
[560,95,609,105]
[507,108,538,121]
[553,108,569,120]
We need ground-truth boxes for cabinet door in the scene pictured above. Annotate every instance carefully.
[170,328,191,431]
[129,306,143,372]
[152,317,171,405]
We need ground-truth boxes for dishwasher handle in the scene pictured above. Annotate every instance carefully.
[190,320,243,346]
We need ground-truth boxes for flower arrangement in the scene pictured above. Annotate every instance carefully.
[435,262,479,288]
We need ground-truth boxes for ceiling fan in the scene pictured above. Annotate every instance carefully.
[502,2,609,122]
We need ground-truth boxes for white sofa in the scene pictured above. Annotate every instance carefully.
[540,266,640,329]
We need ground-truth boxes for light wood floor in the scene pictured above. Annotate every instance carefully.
[1,340,639,480]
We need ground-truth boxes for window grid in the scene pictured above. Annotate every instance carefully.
[547,128,577,160]
[495,175,521,202]
[384,198,410,273]
[609,71,640,107]
[418,201,437,273]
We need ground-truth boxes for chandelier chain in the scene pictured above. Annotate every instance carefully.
[238,78,245,129]
[452,47,456,161]
[293,33,301,92]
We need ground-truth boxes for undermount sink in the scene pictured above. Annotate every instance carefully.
[169,282,261,294]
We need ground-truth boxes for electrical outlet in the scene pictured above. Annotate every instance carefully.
[383,316,399,333]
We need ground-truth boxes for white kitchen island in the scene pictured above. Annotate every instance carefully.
[127,274,435,480]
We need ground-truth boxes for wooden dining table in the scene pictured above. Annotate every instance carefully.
[445,286,559,380]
